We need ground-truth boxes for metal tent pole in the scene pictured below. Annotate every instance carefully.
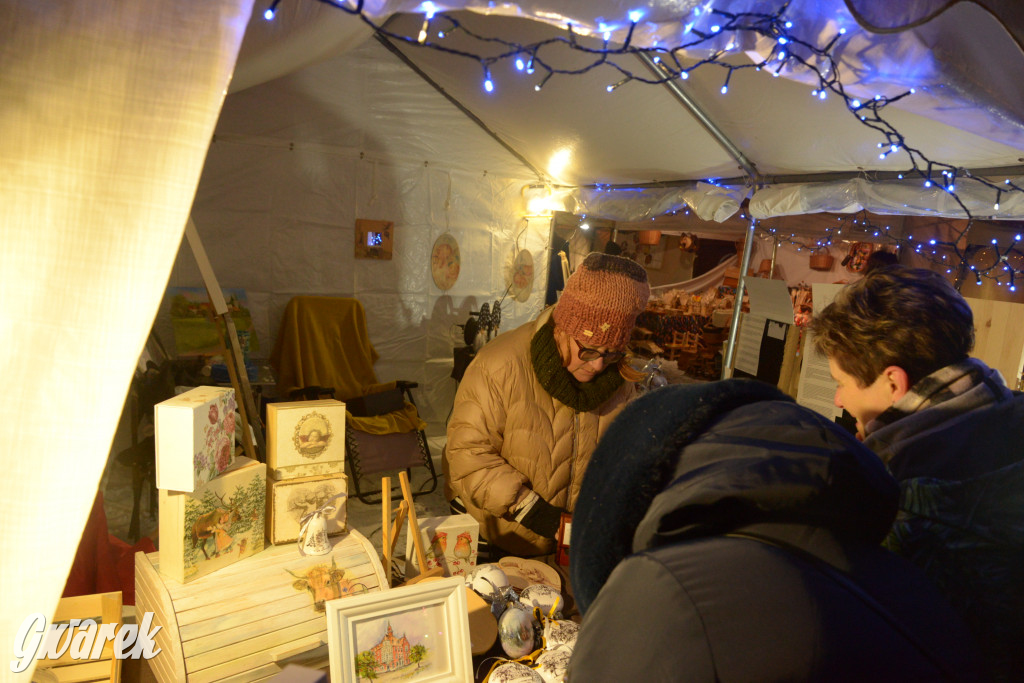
[635,52,760,379]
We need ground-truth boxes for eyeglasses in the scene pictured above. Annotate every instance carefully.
[576,341,626,364]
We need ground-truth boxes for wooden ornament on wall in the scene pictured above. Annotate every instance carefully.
[355,219,394,260]
[431,233,461,290]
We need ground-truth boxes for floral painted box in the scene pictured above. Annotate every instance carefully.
[267,399,346,480]
[155,385,236,492]
[157,456,266,584]
[267,472,348,545]
[405,514,479,579]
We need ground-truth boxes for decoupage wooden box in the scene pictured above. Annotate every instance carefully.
[267,400,346,480]
[404,513,479,579]
[134,530,387,683]
[158,456,266,584]
[155,386,237,492]
[267,472,348,545]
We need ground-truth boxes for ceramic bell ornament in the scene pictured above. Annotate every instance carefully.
[297,493,345,556]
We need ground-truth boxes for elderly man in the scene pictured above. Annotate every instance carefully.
[809,265,1024,681]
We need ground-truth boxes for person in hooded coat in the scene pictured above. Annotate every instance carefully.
[568,379,983,682]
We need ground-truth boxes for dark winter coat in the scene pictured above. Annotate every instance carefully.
[568,380,983,682]
[867,373,1024,682]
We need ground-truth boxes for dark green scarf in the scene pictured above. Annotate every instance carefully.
[531,319,625,412]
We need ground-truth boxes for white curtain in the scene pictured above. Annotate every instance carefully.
[0,1,253,677]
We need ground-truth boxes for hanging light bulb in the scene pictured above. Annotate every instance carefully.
[263,0,281,20]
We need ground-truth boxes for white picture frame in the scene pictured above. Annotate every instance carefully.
[326,576,472,683]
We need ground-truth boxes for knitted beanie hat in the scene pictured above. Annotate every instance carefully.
[553,252,650,348]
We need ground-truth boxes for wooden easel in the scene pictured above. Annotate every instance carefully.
[380,471,436,587]
[184,217,266,462]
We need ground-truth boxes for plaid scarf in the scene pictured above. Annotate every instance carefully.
[864,358,1012,456]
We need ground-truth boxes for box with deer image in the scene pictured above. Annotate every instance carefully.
[158,456,266,584]
[267,472,348,545]
[155,385,237,492]
[404,513,479,579]
[267,399,346,480]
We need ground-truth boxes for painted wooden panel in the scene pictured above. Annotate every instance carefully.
[158,457,266,584]
[965,296,1024,388]
[404,514,479,579]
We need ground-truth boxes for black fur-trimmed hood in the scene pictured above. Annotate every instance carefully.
[571,379,898,614]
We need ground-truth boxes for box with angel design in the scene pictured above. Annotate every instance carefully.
[266,471,348,545]
[405,513,479,579]
[266,399,346,480]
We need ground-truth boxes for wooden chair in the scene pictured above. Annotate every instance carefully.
[663,330,697,360]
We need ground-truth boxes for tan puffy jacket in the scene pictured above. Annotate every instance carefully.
[444,309,638,557]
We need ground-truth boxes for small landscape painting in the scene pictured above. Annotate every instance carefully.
[353,605,448,682]
[167,286,258,356]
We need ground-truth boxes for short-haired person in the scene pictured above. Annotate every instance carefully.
[810,265,1024,680]
[444,252,650,557]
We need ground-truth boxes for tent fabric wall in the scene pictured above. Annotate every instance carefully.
[0,1,251,677]
[5,2,1024,677]
[160,35,547,437]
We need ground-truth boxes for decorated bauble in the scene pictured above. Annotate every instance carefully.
[534,645,572,683]
[498,606,538,659]
[518,584,563,619]
[470,563,510,599]
[488,660,543,683]
[541,618,579,652]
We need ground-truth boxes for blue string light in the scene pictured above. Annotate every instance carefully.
[294,0,1024,287]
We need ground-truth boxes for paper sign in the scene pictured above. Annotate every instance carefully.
[796,283,845,419]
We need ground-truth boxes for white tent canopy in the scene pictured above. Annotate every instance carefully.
[4,1,1024,677]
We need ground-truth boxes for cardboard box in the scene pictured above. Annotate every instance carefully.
[155,386,237,492]
[267,472,348,545]
[267,399,346,480]
[405,514,479,579]
[158,456,266,584]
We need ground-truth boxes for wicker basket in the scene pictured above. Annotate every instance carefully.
[809,247,834,271]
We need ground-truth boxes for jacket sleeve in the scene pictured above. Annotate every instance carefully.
[568,553,715,682]
[445,352,528,518]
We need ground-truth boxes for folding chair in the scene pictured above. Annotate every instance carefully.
[270,296,438,504]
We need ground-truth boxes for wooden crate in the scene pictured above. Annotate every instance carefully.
[266,400,346,481]
[135,530,387,683]
[33,591,123,683]
[158,457,266,584]
[266,472,348,545]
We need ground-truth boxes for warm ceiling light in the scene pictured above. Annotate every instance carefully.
[547,148,572,181]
